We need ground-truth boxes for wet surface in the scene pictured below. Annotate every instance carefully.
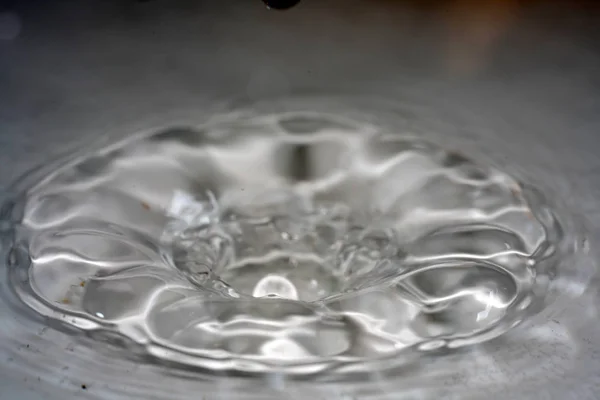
[0,0,599,399]
[3,111,568,375]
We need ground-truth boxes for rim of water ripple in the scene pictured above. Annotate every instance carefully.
[0,95,597,399]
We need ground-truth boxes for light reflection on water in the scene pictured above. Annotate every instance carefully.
[0,99,594,398]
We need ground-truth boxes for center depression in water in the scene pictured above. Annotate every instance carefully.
[5,111,563,374]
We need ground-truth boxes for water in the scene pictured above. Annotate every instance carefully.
[262,0,301,10]
[0,110,567,379]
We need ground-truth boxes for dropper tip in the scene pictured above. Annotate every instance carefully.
[263,0,301,11]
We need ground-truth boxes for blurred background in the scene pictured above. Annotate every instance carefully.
[1,1,599,182]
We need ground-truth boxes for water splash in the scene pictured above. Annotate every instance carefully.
[1,110,570,378]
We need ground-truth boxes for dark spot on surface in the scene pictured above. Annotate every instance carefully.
[441,151,472,168]
[289,144,310,181]
[263,0,301,10]
[79,280,86,287]
[141,201,150,210]
[81,384,87,390]
[441,151,488,180]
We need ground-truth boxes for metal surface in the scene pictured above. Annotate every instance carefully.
[1,0,599,399]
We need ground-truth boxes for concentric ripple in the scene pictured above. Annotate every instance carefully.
[3,111,566,374]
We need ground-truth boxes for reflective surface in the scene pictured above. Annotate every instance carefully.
[0,1,599,399]
[5,110,568,375]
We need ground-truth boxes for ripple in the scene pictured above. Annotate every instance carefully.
[0,108,580,382]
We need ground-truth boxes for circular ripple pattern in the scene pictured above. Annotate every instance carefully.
[3,111,566,375]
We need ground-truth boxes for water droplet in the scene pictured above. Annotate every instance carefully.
[253,275,299,300]
[263,0,301,11]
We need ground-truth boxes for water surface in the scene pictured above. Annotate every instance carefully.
[3,110,567,376]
